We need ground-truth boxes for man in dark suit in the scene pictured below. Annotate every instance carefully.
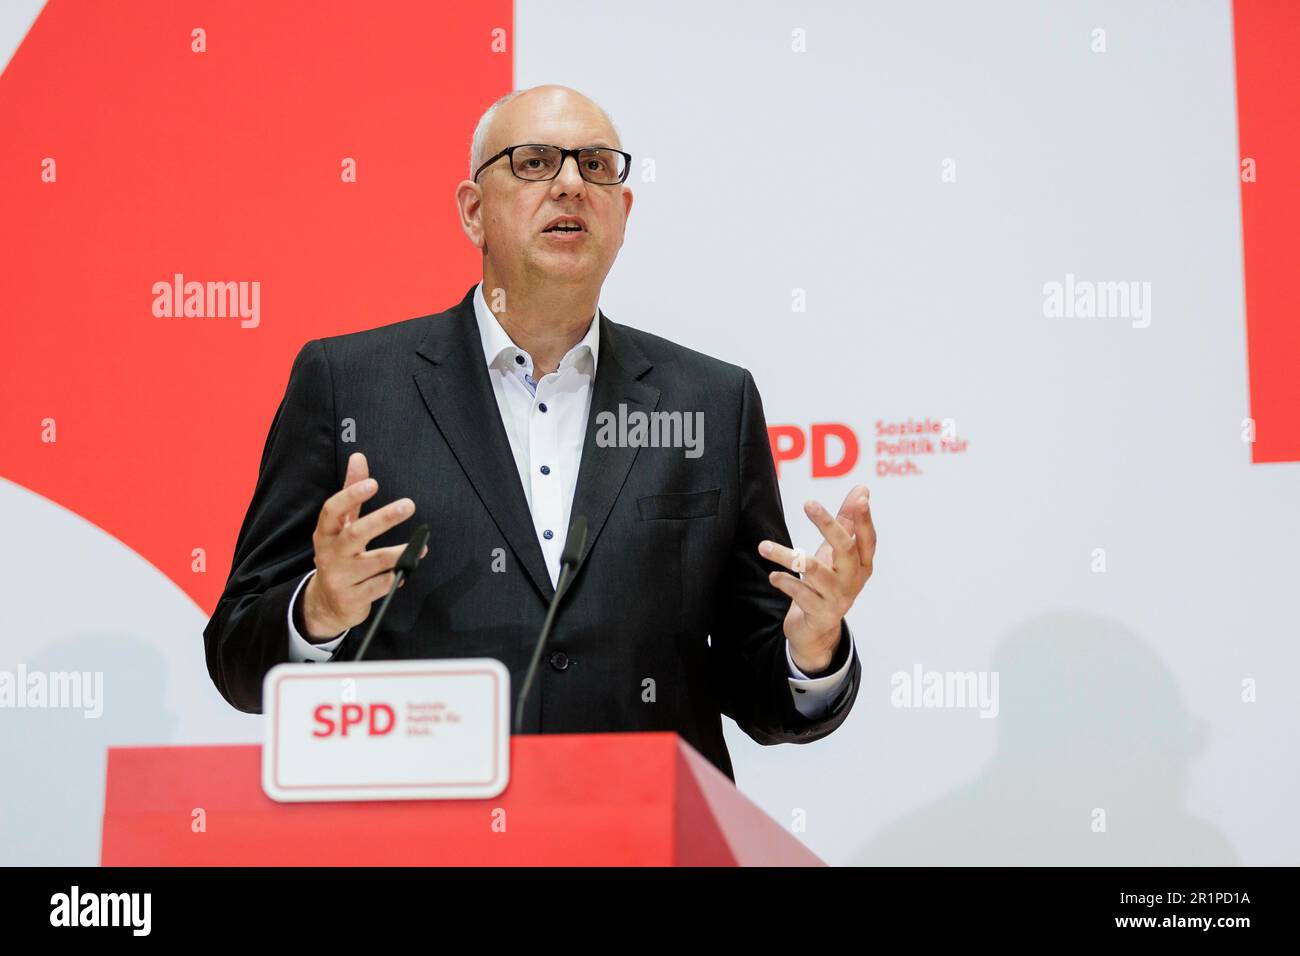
[203,85,876,782]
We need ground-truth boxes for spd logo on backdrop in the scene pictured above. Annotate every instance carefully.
[768,419,969,479]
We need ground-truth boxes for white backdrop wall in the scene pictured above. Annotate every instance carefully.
[516,0,1297,866]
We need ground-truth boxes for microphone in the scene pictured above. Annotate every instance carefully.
[514,515,587,734]
[352,524,430,662]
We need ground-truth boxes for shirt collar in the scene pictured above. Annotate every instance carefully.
[473,281,600,375]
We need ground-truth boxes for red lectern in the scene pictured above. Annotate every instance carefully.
[101,731,824,866]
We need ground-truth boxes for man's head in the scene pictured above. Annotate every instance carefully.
[456,86,633,293]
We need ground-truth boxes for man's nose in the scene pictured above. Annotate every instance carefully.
[549,154,586,197]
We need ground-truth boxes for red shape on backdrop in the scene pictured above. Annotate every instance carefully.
[0,2,511,612]
[1234,0,1300,464]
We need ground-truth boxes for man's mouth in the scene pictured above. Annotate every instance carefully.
[543,216,588,234]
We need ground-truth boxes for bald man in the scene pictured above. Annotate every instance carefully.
[204,86,874,782]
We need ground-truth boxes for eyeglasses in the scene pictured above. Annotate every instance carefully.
[473,144,632,185]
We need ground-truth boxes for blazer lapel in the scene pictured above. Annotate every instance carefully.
[413,287,555,602]
[567,313,660,586]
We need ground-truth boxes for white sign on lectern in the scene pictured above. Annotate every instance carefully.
[261,658,510,802]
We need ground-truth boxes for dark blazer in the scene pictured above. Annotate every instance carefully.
[203,284,860,781]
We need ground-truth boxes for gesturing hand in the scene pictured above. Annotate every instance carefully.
[758,484,875,674]
[299,452,427,641]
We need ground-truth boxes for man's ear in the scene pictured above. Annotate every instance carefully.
[455,180,486,249]
[615,186,633,247]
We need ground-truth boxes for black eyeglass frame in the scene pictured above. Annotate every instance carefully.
[473,143,633,185]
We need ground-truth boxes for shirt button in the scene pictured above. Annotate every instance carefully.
[538,402,548,413]
[539,465,550,475]
[543,529,554,540]
[549,651,570,671]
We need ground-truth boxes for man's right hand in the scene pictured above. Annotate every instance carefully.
[298,451,427,642]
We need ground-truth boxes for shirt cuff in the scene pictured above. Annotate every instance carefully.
[287,569,349,663]
[786,627,854,719]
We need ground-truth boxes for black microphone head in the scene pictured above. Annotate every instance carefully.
[561,515,587,568]
[395,524,430,574]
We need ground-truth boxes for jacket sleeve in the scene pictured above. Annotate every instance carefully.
[707,368,860,744]
[203,338,339,712]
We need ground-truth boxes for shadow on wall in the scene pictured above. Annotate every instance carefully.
[0,635,176,866]
[852,611,1238,866]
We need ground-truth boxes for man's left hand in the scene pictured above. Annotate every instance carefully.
[758,484,876,675]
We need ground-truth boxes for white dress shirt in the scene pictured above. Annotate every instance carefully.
[287,281,854,717]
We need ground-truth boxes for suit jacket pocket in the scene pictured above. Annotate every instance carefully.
[636,487,721,521]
